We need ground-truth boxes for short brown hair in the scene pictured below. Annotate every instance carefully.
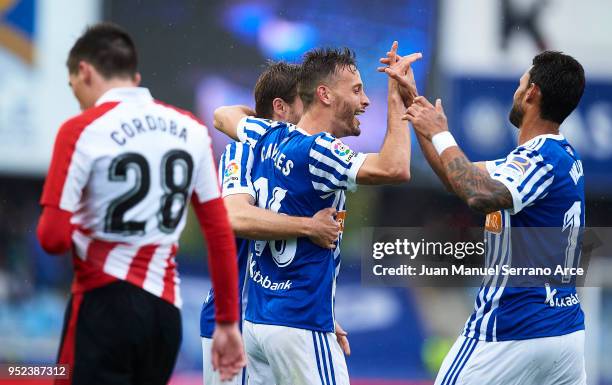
[298,47,356,110]
[67,22,138,79]
[254,61,300,119]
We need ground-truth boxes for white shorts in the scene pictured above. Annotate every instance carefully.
[202,337,246,385]
[243,320,349,385]
[435,330,587,385]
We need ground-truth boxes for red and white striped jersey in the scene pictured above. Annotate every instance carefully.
[41,87,220,307]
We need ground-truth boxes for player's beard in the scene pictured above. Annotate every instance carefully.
[509,101,524,129]
[337,99,361,137]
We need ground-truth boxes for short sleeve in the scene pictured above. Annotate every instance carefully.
[307,134,367,195]
[484,158,506,176]
[218,142,256,199]
[236,117,278,147]
[489,148,555,215]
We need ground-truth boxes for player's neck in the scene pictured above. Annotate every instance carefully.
[93,79,140,104]
[517,114,560,145]
[297,108,335,136]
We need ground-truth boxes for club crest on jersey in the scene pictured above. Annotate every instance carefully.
[332,139,355,163]
[336,210,347,233]
[223,161,240,184]
[485,211,502,234]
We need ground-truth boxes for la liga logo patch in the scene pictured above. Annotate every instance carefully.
[223,161,240,183]
[332,139,355,162]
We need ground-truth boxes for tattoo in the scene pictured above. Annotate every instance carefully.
[443,153,513,214]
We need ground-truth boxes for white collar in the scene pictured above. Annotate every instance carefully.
[95,87,153,106]
[522,133,565,147]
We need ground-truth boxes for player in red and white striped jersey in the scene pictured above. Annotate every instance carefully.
[36,23,244,384]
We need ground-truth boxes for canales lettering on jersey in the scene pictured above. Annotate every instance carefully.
[235,117,367,332]
[111,115,188,145]
[259,142,294,176]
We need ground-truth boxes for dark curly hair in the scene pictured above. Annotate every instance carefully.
[529,51,585,124]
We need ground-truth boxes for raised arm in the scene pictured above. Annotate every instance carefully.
[213,105,255,140]
[377,48,455,190]
[406,97,513,214]
[356,45,422,185]
[416,130,491,192]
[438,147,512,213]
[415,131,454,191]
[415,128,491,192]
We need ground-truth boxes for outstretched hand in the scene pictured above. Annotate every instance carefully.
[405,96,449,140]
[377,42,422,107]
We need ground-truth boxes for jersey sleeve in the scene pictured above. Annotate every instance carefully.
[40,102,119,211]
[488,148,555,215]
[40,120,94,211]
[236,117,277,147]
[218,142,256,199]
[484,158,506,175]
[307,134,367,195]
[192,131,222,204]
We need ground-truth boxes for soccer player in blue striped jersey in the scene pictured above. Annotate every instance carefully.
[214,43,422,385]
[200,62,341,385]
[405,51,587,384]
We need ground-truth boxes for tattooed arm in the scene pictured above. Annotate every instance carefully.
[439,147,513,214]
[406,96,513,214]
[415,131,454,192]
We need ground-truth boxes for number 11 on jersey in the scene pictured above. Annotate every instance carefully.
[253,177,297,267]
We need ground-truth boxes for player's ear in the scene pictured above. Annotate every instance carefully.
[133,72,142,86]
[272,98,286,118]
[316,85,332,106]
[78,61,91,84]
[525,82,540,104]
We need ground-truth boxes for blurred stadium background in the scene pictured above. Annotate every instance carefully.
[1,0,611,384]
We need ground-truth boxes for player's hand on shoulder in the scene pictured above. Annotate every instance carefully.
[211,322,247,381]
[405,97,448,140]
[308,207,340,249]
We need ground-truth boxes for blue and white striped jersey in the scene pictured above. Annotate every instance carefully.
[464,134,585,341]
[237,117,367,332]
[200,142,255,338]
